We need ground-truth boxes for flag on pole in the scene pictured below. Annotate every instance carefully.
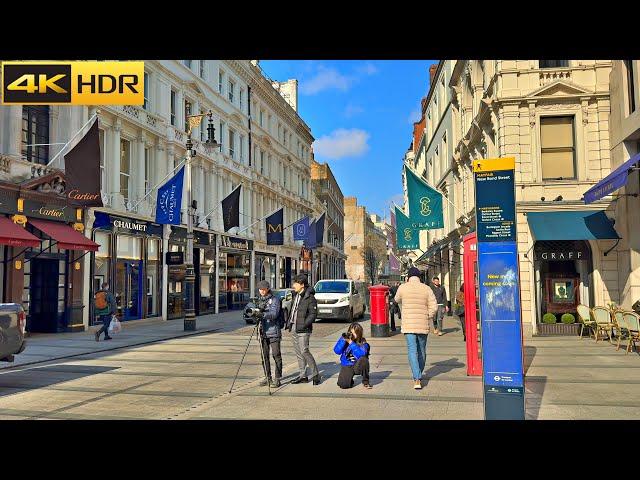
[155,166,185,225]
[395,206,419,250]
[186,114,206,135]
[304,219,317,249]
[221,184,242,232]
[64,120,103,207]
[315,212,326,247]
[388,207,397,250]
[405,166,444,229]
[292,216,310,241]
[266,208,284,245]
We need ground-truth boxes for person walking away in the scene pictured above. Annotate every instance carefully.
[388,283,399,332]
[286,273,322,385]
[334,322,372,389]
[395,267,438,389]
[94,282,117,341]
[430,277,448,336]
[256,280,284,388]
[454,283,466,341]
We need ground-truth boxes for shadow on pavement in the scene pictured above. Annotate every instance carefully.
[423,357,466,383]
[0,364,118,397]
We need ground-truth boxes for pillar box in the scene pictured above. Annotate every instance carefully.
[369,284,390,337]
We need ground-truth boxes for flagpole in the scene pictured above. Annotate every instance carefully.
[236,205,282,235]
[130,157,187,212]
[404,164,467,220]
[47,111,100,168]
[197,182,244,228]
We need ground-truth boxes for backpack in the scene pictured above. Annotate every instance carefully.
[95,291,108,310]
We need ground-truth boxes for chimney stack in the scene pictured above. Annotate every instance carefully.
[429,63,438,84]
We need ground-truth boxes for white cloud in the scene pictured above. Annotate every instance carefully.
[313,129,370,160]
[356,62,379,75]
[300,66,352,95]
[344,104,364,118]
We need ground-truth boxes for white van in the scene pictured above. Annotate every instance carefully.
[314,279,366,322]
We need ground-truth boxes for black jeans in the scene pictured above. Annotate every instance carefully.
[97,314,112,338]
[337,356,370,389]
[261,336,283,380]
[457,314,466,339]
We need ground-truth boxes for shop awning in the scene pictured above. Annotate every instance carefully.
[527,211,620,241]
[583,153,640,203]
[415,242,446,265]
[0,216,40,248]
[28,218,99,251]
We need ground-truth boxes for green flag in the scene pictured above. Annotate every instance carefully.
[395,206,419,250]
[405,166,444,229]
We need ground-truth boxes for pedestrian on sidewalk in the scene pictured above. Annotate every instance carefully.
[334,322,372,389]
[256,280,284,388]
[286,273,322,385]
[454,283,466,342]
[395,267,438,389]
[388,282,400,332]
[430,276,448,336]
[94,282,117,342]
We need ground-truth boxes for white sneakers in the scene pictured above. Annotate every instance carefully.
[413,380,422,390]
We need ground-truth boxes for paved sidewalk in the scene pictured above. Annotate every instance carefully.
[1,311,244,371]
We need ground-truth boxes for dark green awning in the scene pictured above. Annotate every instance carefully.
[527,210,619,241]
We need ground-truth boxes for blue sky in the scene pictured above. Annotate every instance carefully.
[260,60,437,220]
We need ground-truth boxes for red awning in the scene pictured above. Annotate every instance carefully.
[0,216,40,248]
[28,218,99,251]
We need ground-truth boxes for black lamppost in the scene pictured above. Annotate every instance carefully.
[184,110,219,331]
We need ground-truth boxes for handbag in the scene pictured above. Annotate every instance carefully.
[108,315,122,334]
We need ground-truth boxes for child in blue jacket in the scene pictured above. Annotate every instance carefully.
[334,323,372,389]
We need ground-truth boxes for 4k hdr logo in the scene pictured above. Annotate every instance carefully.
[1,61,144,105]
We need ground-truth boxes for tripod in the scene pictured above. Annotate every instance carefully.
[228,318,273,396]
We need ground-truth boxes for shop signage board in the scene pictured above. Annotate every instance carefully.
[166,251,184,265]
[94,212,163,236]
[23,199,77,223]
[473,157,525,420]
[219,234,253,251]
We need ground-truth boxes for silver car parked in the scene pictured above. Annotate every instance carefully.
[0,303,27,362]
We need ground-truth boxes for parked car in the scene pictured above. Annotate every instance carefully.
[314,279,366,322]
[0,303,27,362]
[244,289,294,324]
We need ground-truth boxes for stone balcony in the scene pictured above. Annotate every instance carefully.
[539,68,572,85]
[0,154,54,183]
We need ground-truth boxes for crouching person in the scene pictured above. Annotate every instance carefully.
[334,323,372,389]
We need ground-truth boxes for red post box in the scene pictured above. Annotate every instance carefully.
[369,284,390,337]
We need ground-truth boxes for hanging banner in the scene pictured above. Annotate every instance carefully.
[473,157,525,420]
[266,208,284,245]
[292,216,310,241]
[394,206,419,250]
[315,212,325,247]
[304,218,317,249]
[155,166,184,225]
[405,166,444,229]
[64,120,103,207]
[221,184,241,232]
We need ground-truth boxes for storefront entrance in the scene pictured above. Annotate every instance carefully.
[116,259,143,321]
[28,257,61,333]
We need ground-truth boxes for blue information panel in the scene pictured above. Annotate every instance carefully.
[474,158,525,420]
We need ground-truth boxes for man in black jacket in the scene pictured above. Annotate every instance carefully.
[286,273,321,385]
[430,276,448,336]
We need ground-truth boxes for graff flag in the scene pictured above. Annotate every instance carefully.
[266,208,284,245]
[155,166,185,225]
[64,120,103,207]
[395,206,419,250]
[405,166,444,229]
[315,213,325,247]
[221,184,242,232]
[292,216,310,241]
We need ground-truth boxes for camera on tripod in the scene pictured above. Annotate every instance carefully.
[244,296,267,319]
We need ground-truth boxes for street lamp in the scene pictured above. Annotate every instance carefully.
[184,109,219,331]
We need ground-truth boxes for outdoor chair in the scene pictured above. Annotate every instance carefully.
[623,311,640,355]
[613,310,628,351]
[592,306,614,343]
[577,304,596,339]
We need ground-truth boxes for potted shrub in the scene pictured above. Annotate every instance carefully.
[542,313,557,324]
[561,313,575,324]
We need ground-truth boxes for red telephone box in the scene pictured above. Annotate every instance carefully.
[463,232,482,376]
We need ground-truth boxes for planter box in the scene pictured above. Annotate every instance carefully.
[535,322,581,336]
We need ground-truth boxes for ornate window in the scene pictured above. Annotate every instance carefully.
[539,60,569,69]
[540,116,576,180]
[22,106,49,164]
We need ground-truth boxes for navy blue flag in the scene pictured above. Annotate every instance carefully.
[155,166,185,225]
[221,184,242,232]
[266,208,284,245]
[315,212,325,247]
[292,216,310,241]
[304,219,317,249]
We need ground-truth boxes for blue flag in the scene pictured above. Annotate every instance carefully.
[315,212,325,247]
[266,208,284,245]
[293,216,310,241]
[155,166,185,225]
[304,219,317,249]
[405,166,444,229]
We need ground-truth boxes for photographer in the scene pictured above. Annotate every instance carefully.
[255,280,283,388]
[334,323,372,389]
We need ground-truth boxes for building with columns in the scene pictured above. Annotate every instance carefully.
[0,59,315,332]
[310,158,346,282]
[404,60,620,336]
